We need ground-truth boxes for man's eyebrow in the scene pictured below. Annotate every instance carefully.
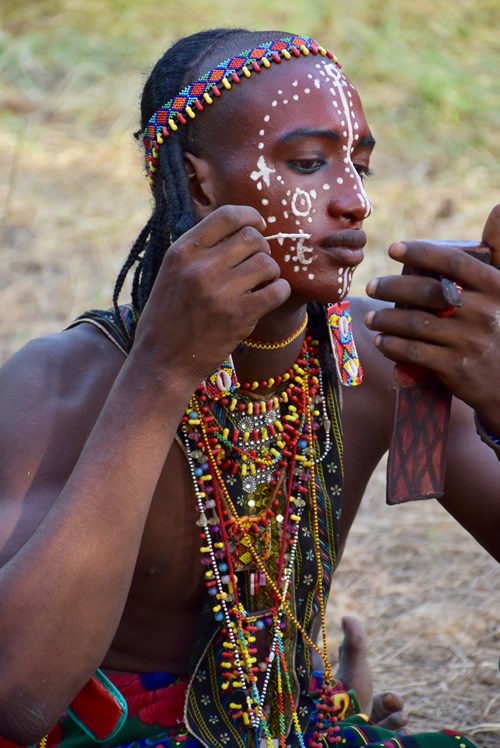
[277,128,376,149]
[277,128,340,145]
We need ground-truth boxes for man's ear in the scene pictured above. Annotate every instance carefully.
[183,151,219,219]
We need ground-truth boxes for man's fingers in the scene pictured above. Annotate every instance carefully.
[177,205,267,252]
[482,203,500,265]
[366,274,455,312]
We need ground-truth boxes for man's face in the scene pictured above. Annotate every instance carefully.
[198,55,375,305]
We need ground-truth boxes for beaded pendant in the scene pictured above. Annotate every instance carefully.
[327,301,363,386]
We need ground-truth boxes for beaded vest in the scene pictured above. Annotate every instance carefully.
[68,306,345,748]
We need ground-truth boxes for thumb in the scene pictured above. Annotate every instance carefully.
[482,204,500,266]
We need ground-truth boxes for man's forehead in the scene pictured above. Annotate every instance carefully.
[215,55,356,121]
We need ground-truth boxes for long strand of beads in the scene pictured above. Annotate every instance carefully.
[305,401,341,747]
[184,436,257,721]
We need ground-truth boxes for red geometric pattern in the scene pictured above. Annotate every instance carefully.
[142,36,341,186]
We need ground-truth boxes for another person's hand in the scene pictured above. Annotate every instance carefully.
[364,204,500,436]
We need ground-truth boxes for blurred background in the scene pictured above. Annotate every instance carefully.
[1,0,499,743]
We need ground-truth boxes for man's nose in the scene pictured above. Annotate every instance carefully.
[327,170,372,222]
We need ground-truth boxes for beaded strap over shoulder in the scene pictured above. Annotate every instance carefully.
[66,304,137,356]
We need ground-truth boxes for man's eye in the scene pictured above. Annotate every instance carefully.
[354,164,374,182]
[287,159,324,174]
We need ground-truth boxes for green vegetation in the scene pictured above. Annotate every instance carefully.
[1,0,499,351]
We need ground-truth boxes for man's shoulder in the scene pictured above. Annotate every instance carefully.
[0,322,125,410]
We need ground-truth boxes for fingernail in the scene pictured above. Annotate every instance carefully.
[365,311,375,327]
[389,242,406,259]
[374,334,382,347]
[366,279,378,296]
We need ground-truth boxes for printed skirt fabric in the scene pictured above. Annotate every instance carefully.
[0,671,476,748]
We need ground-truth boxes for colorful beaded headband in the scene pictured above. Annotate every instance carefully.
[143,36,341,187]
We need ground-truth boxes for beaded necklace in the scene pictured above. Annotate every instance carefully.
[182,336,341,747]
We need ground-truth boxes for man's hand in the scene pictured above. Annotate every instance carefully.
[364,205,500,434]
[134,205,291,388]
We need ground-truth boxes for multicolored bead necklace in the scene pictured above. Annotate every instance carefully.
[181,335,341,746]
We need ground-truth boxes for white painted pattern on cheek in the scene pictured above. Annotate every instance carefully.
[250,155,275,187]
[291,188,313,217]
[322,61,372,218]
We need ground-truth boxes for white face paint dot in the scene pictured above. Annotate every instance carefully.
[354,134,359,141]
[293,94,299,101]
[261,198,269,206]
[323,184,330,190]
[308,273,315,280]
[259,129,265,136]
[258,143,264,149]
[272,100,278,107]
[345,167,350,173]
[267,216,276,223]
[283,99,288,104]
[284,211,289,219]
[354,121,359,130]
[292,80,298,87]
[314,79,321,89]
[278,90,283,95]
[264,114,270,122]
[281,199,287,206]
[304,88,311,94]
[337,177,344,184]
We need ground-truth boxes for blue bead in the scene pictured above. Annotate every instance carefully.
[194,467,203,477]
[298,439,308,450]
[214,612,225,622]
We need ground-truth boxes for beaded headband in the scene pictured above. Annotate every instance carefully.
[143,36,341,187]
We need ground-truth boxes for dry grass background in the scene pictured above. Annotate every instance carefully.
[1,0,499,745]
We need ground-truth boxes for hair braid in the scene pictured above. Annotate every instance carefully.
[113,28,249,323]
[112,216,152,326]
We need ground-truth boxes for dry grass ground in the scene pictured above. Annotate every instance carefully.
[1,1,499,745]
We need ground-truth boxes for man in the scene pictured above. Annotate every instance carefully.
[0,28,498,748]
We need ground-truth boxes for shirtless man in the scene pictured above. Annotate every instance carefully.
[0,28,498,748]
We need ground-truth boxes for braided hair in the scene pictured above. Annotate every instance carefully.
[112,28,254,322]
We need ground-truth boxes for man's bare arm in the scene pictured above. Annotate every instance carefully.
[0,206,290,743]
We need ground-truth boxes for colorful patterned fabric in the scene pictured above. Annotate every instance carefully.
[3,670,475,748]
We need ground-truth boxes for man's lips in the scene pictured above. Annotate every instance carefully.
[321,229,367,250]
